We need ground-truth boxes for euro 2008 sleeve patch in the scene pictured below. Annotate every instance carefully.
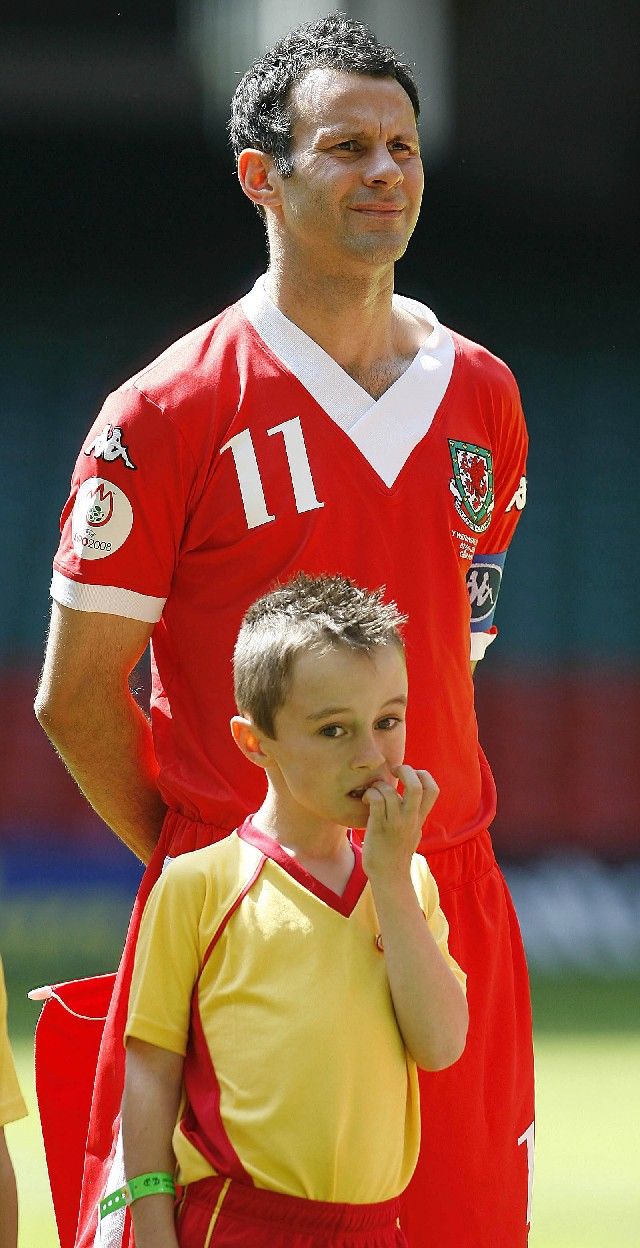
[71,477,134,560]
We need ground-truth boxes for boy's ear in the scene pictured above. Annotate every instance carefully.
[230,716,271,769]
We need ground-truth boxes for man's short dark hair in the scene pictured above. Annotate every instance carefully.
[233,573,407,737]
[229,11,420,177]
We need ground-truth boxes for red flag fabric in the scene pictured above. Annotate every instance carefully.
[33,975,115,1248]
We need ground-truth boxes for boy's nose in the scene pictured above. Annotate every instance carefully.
[351,735,387,770]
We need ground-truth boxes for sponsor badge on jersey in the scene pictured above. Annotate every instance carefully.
[506,475,527,512]
[84,423,137,469]
[448,440,494,534]
[71,476,133,560]
[466,553,506,630]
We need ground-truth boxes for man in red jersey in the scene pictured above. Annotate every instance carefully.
[35,13,532,1248]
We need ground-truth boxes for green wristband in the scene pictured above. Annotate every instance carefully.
[99,1172,176,1220]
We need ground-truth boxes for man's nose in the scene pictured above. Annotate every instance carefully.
[362,144,403,187]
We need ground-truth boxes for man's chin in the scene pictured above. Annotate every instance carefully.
[344,233,412,267]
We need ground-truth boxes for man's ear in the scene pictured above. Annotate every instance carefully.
[237,149,281,212]
[230,716,271,769]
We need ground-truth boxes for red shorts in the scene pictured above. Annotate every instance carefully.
[175,1177,405,1248]
[399,831,535,1247]
[66,815,533,1248]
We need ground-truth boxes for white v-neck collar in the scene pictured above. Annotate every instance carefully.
[241,274,455,488]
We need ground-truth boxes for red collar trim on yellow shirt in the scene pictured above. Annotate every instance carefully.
[237,818,368,917]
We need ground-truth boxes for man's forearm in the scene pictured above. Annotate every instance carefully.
[35,602,164,862]
[37,686,166,863]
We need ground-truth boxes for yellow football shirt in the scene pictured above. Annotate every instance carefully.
[126,822,465,1203]
[0,956,27,1128]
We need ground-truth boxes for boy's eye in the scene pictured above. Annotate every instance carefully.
[319,724,345,738]
[376,716,401,731]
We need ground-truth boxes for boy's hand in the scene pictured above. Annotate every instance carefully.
[361,765,438,880]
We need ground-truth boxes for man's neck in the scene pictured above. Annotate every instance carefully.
[264,257,429,399]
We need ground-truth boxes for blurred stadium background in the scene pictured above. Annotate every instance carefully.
[1,2,638,1245]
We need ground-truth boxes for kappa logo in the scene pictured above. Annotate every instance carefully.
[71,476,134,560]
[448,440,495,534]
[84,424,136,470]
[468,569,495,609]
[506,475,527,512]
[466,553,505,625]
[467,564,502,623]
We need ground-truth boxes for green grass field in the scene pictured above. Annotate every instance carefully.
[6,976,640,1248]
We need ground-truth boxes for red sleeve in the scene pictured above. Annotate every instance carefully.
[465,356,528,659]
[476,364,528,557]
[52,385,197,618]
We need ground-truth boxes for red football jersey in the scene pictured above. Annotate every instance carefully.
[52,278,527,852]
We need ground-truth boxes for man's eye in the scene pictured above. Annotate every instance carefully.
[334,140,359,152]
[319,724,345,738]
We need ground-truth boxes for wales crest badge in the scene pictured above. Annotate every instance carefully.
[448,440,494,533]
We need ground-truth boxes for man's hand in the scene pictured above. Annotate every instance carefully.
[361,765,438,881]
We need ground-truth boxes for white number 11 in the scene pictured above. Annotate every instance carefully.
[220,417,324,530]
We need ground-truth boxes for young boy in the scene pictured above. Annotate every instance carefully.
[1,955,28,1248]
[118,574,468,1248]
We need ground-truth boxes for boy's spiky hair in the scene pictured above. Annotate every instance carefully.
[233,572,407,737]
[229,11,420,177]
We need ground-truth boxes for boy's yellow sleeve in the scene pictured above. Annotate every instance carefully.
[409,857,467,993]
[125,855,209,1057]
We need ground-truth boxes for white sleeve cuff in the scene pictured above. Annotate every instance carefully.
[51,570,165,623]
[470,630,498,662]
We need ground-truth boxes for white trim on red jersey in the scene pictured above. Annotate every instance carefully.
[470,630,497,661]
[50,569,165,623]
[241,276,455,488]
